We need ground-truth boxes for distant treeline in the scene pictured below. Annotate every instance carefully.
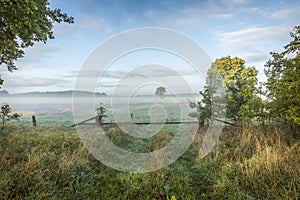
[136,93,198,97]
[0,90,107,97]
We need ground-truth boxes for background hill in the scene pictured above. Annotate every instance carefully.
[0,90,107,97]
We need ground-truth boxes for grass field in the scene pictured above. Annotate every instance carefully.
[1,96,299,199]
[0,123,299,199]
[2,96,198,127]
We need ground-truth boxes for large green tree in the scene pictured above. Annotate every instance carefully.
[265,25,300,127]
[203,56,258,125]
[0,0,74,86]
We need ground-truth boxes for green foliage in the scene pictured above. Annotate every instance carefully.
[0,0,74,86]
[202,56,258,125]
[155,86,167,98]
[265,25,300,127]
[189,68,225,127]
[0,103,21,133]
[203,67,226,123]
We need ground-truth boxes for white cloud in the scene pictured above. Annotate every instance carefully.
[3,76,68,88]
[216,26,291,50]
[240,52,270,62]
[162,1,221,27]
[4,0,300,94]
[270,7,300,19]
[219,0,252,5]
[172,17,199,26]
[226,0,251,4]
[25,43,59,55]
[208,13,233,19]
[0,71,74,93]
[18,43,60,65]
[53,13,112,38]
[77,15,112,33]
[239,6,271,17]
[68,68,196,79]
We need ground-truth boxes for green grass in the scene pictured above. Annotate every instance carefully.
[0,124,299,199]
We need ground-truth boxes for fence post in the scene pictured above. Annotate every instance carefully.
[96,115,102,125]
[32,115,37,126]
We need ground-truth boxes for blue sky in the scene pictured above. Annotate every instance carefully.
[1,0,300,94]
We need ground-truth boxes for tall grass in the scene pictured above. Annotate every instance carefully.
[0,124,299,199]
[196,126,300,199]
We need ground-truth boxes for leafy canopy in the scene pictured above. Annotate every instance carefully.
[155,86,167,98]
[0,0,74,86]
[265,25,300,126]
[202,56,258,125]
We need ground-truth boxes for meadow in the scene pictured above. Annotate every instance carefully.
[0,96,300,199]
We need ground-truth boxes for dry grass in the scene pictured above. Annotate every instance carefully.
[194,126,300,199]
[0,124,299,199]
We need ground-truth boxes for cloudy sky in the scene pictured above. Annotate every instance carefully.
[1,0,300,95]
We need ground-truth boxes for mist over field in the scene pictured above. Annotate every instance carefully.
[0,92,199,126]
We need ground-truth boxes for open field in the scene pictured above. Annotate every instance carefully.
[1,96,198,126]
[0,123,299,199]
[1,96,300,199]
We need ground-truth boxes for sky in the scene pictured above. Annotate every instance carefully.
[1,0,300,95]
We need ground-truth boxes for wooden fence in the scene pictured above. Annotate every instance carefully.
[71,115,234,127]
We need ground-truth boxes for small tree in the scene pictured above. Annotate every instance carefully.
[95,103,107,125]
[0,103,21,132]
[155,87,167,98]
[188,100,206,127]
[189,69,226,127]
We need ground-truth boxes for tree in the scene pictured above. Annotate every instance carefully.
[95,103,107,125]
[265,25,300,128]
[0,0,74,87]
[0,103,21,132]
[256,82,268,127]
[155,86,167,98]
[189,65,226,127]
[188,100,206,127]
[201,56,258,126]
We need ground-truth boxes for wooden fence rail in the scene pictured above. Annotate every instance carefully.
[71,115,234,127]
